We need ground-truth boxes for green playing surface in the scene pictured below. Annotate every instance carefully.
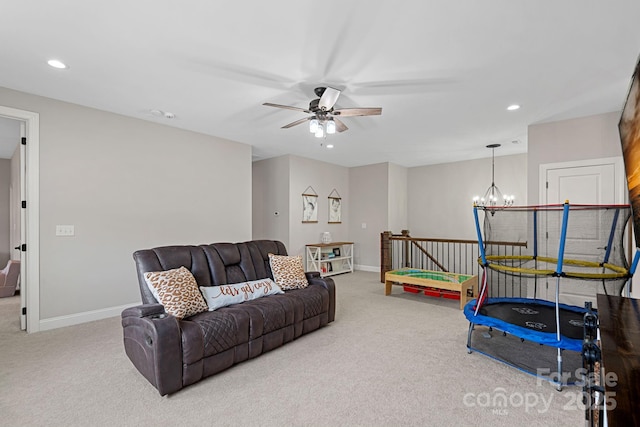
[387,269,471,283]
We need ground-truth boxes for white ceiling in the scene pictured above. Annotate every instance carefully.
[1,1,639,167]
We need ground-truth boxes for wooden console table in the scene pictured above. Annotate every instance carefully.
[597,294,640,426]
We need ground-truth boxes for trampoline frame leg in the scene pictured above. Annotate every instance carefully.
[556,348,563,391]
[466,322,475,353]
[554,274,563,391]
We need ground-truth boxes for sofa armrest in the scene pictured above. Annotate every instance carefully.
[305,271,321,280]
[121,304,183,395]
[306,275,336,323]
[122,303,166,318]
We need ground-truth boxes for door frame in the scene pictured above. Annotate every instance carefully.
[539,156,626,205]
[0,105,40,333]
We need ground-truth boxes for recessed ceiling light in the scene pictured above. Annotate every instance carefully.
[326,144,334,149]
[47,59,68,69]
[507,104,520,111]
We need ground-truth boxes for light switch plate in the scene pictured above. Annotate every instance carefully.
[56,225,75,236]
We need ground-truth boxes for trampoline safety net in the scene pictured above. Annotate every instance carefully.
[476,203,631,298]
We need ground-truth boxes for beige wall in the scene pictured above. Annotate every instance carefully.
[0,84,626,329]
[527,110,638,297]
[388,163,408,234]
[0,159,10,265]
[408,154,528,239]
[252,159,405,270]
[0,86,252,323]
[288,156,349,257]
[252,155,350,258]
[527,111,623,205]
[252,156,290,244]
[349,163,389,269]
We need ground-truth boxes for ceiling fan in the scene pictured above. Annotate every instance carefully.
[263,87,382,136]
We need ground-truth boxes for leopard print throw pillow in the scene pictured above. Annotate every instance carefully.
[268,254,309,290]
[143,266,208,319]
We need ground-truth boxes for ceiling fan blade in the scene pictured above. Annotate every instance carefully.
[263,103,311,114]
[334,118,348,133]
[281,117,311,129]
[333,107,382,117]
[318,87,341,110]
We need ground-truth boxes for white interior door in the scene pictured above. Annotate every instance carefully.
[541,157,625,307]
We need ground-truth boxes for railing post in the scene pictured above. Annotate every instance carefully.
[381,231,392,283]
[401,230,410,268]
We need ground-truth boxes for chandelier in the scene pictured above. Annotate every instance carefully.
[472,144,514,207]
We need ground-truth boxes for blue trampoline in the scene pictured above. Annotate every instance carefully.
[464,297,587,352]
[466,202,638,389]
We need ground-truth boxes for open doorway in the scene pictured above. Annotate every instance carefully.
[0,116,22,330]
[0,106,39,333]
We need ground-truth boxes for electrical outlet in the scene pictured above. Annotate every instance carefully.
[56,225,75,236]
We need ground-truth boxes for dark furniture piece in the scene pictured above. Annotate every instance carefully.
[0,260,20,298]
[597,294,640,426]
[121,240,336,395]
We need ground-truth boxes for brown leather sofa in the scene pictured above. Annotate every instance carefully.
[122,240,336,395]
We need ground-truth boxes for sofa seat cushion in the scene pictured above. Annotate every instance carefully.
[183,310,249,362]
[229,295,301,340]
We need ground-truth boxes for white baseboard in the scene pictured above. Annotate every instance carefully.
[38,302,140,331]
[355,265,380,273]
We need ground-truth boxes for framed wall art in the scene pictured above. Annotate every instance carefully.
[302,186,318,223]
[328,189,342,224]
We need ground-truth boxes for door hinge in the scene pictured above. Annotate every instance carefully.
[21,137,26,145]
[21,307,26,315]
[21,200,26,209]
[20,244,26,252]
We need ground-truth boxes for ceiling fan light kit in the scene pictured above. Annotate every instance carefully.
[263,86,382,139]
[326,119,336,134]
[309,119,319,133]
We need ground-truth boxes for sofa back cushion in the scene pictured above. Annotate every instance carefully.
[245,240,288,279]
[201,243,259,285]
[132,240,290,305]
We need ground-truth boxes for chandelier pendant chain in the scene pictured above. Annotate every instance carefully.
[473,143,514,207]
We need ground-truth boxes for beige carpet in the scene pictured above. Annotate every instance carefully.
[0,271,583,426]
